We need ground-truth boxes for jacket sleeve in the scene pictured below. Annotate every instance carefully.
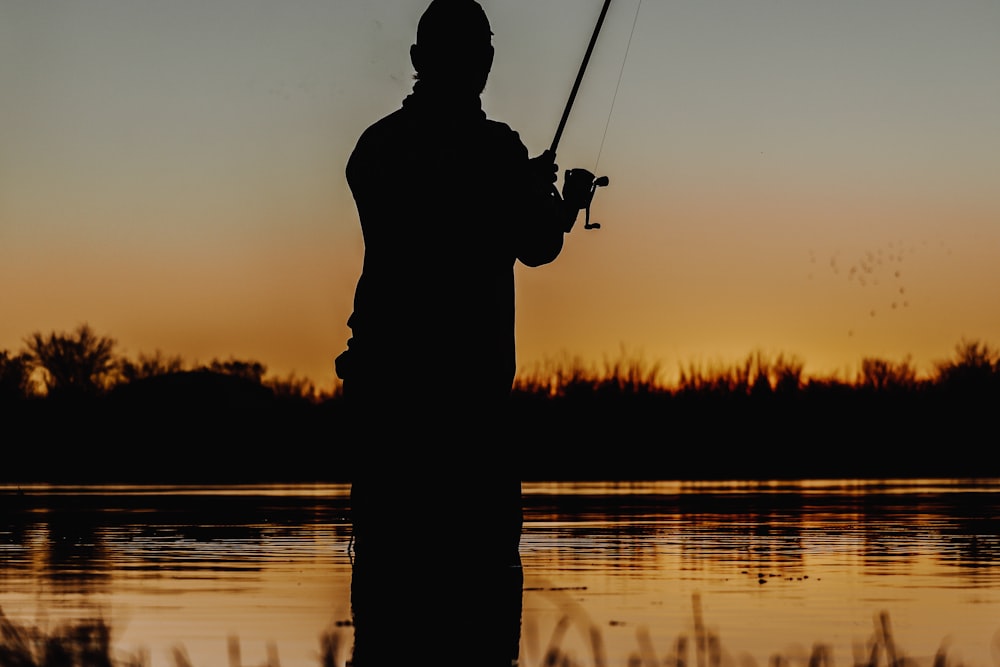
[500,128,569,268]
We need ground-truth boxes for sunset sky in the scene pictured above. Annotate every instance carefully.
[2,0,998,391]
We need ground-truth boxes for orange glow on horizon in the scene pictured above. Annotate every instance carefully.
[2,0,998,390]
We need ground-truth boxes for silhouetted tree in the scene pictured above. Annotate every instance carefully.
[934,339,999,392]
[0,350,33,400]
[858,356,919,391]
[265,372,321,402]
[206,358,266,383]
[23,324,118,397]
[119,350,185,383]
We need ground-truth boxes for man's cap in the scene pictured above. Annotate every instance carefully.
[416,0,493,48]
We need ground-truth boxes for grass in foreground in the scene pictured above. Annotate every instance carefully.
[2,596,995,667]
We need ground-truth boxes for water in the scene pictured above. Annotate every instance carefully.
[1,480,998,667]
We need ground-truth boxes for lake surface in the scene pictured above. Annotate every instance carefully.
[1,480,999,667]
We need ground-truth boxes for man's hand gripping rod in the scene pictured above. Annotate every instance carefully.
[550,0,613,231]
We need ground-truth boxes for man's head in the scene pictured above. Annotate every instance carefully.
[410,0,494,95]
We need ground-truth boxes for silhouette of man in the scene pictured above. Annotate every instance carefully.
[337,2,593,664]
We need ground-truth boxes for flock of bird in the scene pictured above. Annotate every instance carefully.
[807,239,947,337]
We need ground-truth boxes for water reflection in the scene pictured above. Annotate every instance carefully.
[522,479,1000,576]
[0,480,998,667]
[518,480,1000,667]
[2,484,351,582]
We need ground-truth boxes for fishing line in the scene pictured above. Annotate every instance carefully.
[594,0,643,172]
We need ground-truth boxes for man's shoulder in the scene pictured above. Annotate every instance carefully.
[347,108,408,177]
[350,104,528,166]
[483,117,522,141]
[481,118,529,161]
[356,107,410,144]
[359,107,521,139]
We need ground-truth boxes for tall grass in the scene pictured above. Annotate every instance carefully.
[675,351,806,395]
[4,337,998,483]
[527,594,986,667]
[0,609,140,667]
[514,339,1000,399]
[1,597,993,667]
[4,324,998,403]
[514,349,667,398]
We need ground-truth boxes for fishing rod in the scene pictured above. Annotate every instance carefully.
[551,0,613,231]
[550,0,612,156]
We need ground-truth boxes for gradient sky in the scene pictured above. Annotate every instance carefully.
[2,0,998,391]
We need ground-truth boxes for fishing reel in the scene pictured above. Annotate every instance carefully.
[563,168,610,231]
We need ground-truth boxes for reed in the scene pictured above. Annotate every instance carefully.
[524,594,978,667]
[0,597,991,667]
[0,608,142,667]
[513,349,671,400]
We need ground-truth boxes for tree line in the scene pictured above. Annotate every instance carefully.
[3,323,999,403]
[514,340,1000,398]
[0,323,333,403]
[1,324,998,482]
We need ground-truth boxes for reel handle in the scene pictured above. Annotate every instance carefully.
[564,169,610,230]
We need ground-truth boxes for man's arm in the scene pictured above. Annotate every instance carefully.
[513,150,587,267]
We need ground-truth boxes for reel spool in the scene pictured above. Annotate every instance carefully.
[564,168,610,230]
